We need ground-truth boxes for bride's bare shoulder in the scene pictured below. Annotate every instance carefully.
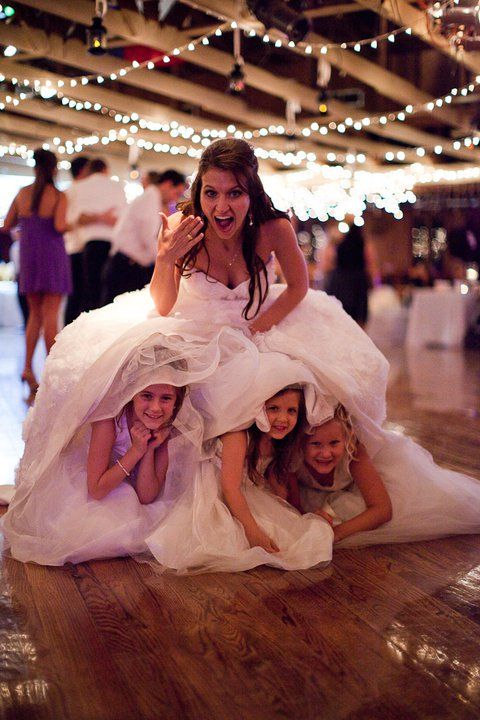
[258,217,295,248]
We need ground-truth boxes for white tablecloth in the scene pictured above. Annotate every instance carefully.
[406,288,477,348]
[0,281,23,328]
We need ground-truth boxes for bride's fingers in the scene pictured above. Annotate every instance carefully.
[179,215,203,239]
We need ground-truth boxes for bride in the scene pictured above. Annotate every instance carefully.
[3,138,478,570]
[150,138,389,448]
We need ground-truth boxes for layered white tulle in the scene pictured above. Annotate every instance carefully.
[3,262,478,569]
[335,431,480,547]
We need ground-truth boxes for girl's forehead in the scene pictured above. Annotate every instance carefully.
[139,384,176,394]
[311,419,344,437]
[268,389,300,404]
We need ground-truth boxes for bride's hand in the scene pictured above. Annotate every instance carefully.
[156,213,204,263]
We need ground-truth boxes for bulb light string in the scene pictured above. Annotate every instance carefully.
[3,136,480,226]
[0,0,437,94]
[3,72,479,165]
[1,72,480,166]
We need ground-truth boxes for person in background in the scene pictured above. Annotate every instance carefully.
[3,148,71,401]
[323,221,381,328]
[64,155,90,325]
[102,169,186,305]
[71,158,126,311]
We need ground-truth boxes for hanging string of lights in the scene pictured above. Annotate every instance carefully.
[2,69,479,166]
[0,0,435,93]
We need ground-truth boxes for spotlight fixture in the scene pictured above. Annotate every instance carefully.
[86,15,107,55]
[86,0,108,56]
[318,88,329,115]
[246,0,310,43]
[228,62,245,95]
[228,27,246,95]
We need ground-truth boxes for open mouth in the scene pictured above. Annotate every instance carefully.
[214,215,234,232]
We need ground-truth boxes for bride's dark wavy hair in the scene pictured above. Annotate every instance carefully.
[178,138,288,320]
[247,386,307,487]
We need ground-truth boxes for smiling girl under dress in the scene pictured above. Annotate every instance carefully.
[2,332,227,566]
[289,404,480,548]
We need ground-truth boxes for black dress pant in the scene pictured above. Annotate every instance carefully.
[64,251,84,324]
[101,251,154,306]
[83,239,111,311]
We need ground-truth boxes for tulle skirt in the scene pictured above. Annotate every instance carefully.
[146,458,333,574]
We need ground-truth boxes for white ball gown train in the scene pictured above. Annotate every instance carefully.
[2,261,479,568]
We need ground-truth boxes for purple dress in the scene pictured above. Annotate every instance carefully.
[18,215,72,295]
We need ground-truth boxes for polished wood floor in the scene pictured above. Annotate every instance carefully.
[1,327,480,720]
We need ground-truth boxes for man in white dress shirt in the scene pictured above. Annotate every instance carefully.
[102,169,186,304]
[64,155,90,324]
[70,158,126,310]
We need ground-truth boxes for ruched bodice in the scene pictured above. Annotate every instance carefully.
[173,262,276,332]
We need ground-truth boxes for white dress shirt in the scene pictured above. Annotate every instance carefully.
[110,185,162,266]
[64,182,84,255]
[70,173,126,245]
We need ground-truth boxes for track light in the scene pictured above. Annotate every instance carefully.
[246,0,310,43]
[228,62,245,94]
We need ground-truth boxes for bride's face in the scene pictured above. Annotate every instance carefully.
[200,168,251,241]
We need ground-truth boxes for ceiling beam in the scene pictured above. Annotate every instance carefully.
[305,4,366,18]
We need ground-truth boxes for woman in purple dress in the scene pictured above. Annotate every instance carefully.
[4,149,71,400]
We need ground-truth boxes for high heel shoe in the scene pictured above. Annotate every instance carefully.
[21,369,39,396]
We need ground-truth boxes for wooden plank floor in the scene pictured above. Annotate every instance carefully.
[1,327,480,720]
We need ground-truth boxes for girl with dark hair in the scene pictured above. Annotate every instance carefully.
[4,148,71,401]
[222,386,311,554]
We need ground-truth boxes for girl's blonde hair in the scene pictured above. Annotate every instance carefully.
[332,404,358,461]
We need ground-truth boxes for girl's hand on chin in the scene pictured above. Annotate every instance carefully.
[148,426,171,449]
[245,526,280,553]
[130,421,151,454]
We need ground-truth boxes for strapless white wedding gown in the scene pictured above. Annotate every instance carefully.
[4,262,476,568]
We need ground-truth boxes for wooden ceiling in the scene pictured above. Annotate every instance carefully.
[0,0,479,179]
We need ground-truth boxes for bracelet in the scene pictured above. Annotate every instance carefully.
[116,458,130,477]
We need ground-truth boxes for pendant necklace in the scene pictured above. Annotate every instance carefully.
[226,245,242,268]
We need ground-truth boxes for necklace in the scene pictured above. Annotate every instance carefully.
[226,245,242,268]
